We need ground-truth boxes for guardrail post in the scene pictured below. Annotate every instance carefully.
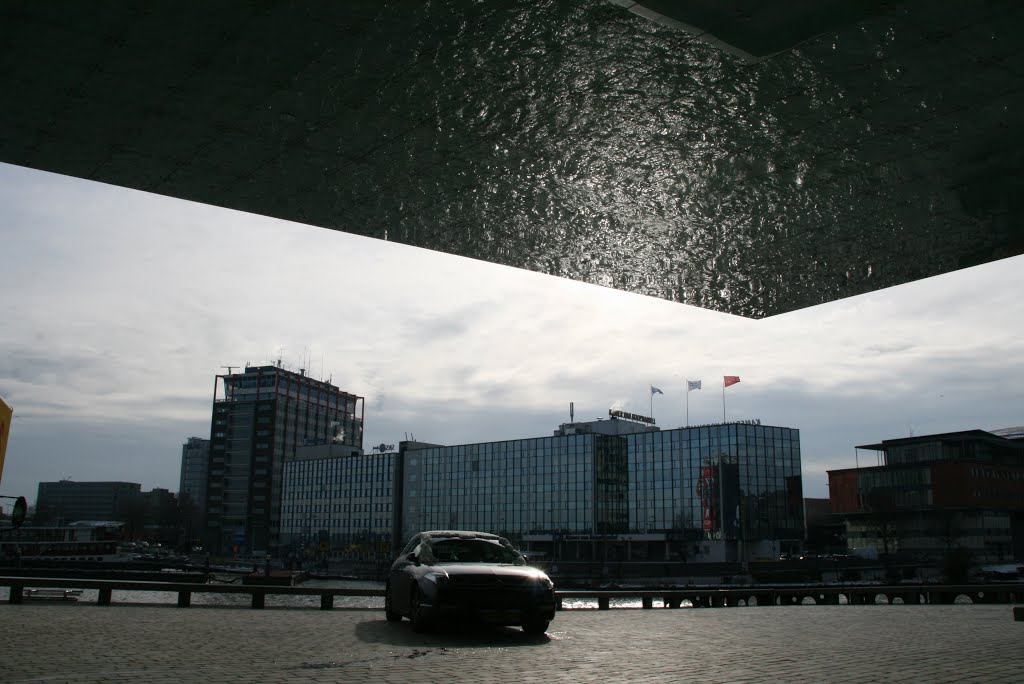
[98,588,112,606]
[9,585,23,604]
[252,592,265,609]
[320,594,333,610]
[177,591,191,608]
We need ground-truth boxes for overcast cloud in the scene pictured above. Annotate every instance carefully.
[2,162,1022,504]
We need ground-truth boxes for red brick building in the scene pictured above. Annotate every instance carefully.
[828,429,1024,563]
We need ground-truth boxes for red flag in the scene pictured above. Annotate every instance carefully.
[724,375,740,388]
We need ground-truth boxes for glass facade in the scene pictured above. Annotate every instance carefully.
[275,421,803,567]
[279,451,395,561]
[403,436,596,540]
[401,422,803,563]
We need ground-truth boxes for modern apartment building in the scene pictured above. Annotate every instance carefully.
[205,364,364,554]
[828,429,1024,562]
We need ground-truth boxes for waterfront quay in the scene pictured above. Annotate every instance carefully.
[3,604,1022,683]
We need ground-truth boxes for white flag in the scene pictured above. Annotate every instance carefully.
[687,380,702,392]
[650,385,663,396]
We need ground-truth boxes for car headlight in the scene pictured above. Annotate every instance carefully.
[423,571,449,585]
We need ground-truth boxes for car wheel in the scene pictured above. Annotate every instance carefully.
[522,619,549,635]
[384,583,402,622]
[410,586,430,633]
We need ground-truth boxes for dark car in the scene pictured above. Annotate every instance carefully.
[385,530,556,634]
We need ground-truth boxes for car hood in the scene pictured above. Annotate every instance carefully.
[431,564,549,580]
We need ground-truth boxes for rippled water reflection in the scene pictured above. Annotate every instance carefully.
[6,1,1022,316]
[306,0,1024,316]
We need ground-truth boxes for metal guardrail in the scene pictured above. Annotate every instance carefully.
[1,576,1022,611]
[0,576,382,610]
[553,584,1024,609]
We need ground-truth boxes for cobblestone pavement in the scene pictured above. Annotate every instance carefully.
[2,604,1021,683]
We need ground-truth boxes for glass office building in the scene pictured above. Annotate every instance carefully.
[401,419,803,564]
[279,446,395,563]
[276,418,803,571]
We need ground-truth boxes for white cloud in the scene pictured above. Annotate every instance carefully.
[2,162,1023,502]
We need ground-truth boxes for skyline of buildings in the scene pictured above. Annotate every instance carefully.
[14,362,1024,571]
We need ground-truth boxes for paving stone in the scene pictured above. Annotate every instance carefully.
[0,604,1021,683]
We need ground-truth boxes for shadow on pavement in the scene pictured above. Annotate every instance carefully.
[354,618,552,648]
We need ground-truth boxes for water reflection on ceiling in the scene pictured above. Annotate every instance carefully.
[2,0,1022,317]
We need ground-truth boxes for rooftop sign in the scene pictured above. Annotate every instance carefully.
[608,409,655,425]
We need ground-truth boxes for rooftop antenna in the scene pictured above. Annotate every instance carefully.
[220,366,237,375]
[570,401,574,422]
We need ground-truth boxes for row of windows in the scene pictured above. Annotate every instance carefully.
[970,467,1024,481]
[283,502,392,514]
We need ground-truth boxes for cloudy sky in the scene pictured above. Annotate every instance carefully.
[2,161,1023,506]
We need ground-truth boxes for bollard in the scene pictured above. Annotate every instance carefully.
[320,594,333,610]
[177,591,192,608]
[555,597,563,611]
[642,596,653,609]
[9,585,23,604]
[252,592,265,609]
[98,588,112,606]
[598,596,610,610]
[1013,607,1023,622]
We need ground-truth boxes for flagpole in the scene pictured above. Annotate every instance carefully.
[722,381,726,422]
[686,386,689,427]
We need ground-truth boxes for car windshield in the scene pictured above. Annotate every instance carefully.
[427,538,525,565]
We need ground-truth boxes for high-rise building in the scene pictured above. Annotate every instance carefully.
[205,364,363,554]
[179,437,209,508]
[179,437,210,547]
